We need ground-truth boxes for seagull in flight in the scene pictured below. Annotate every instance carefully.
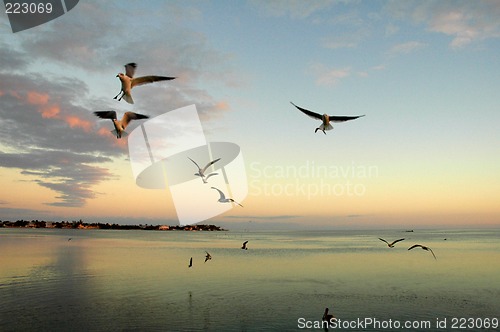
[290,102,364,134]
[94,111,149,138]
[379,238,405,248]
[188,257,193,268]
[114,63,176,104]
[188,157,221,183]
[241,241,248,250]
[408,244,437,260]
[205,251,212,263]
[211,187,243,207]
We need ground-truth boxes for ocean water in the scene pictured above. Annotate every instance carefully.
[1,228,499,331]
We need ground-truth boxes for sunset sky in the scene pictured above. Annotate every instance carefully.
[1,1,499,229]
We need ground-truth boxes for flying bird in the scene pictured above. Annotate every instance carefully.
[379,238,405,248]
[408,244,437,260]
[211,187,243,207]
[322,307,335,322]
[188,257,193,268]
[205,251,212,263]
[188,157,221,183]
[241,241,248,250]
[290,102,364,134]
[114,63,176,104]
[94,111,149,138]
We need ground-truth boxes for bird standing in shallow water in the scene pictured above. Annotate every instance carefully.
[379,238,405,248]
[114,63,176,104]
[408,244,437,260]
[290,102,364,134]
[94,111,149,138]
[322,307,335,322]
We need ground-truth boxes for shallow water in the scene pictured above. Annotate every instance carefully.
[1,228,499,331]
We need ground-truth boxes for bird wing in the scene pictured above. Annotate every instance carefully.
[408,244,422,251]
[131,75,176,88]
[378,238,389,245]
[121,112,149,129]
[202,158,221,173]
[94,111,117,120]
[243,241,248,246]
[188,157,201,170]
[211,187,226,200]
[125,63,137,78]
[428,248,437,260]
[329,114,365,122]
[290,102,323,120]
[391,238,405,246]
[205,173,218,180]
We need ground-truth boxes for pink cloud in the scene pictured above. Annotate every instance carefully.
[65,115,93,132]
[27,91,50,105]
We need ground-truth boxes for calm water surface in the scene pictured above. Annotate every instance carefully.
[1,228,499,331]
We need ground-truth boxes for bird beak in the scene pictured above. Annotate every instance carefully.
[116,74,119,77]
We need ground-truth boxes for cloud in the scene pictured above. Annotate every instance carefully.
[224,214,301,220]
[0,44,30,70]
[0,71,121,207]
[386,0,500,48]
[249,0,340,19]
[1,149,115,207]
[307,63,351,86]
[388,41,426,55]
[0,2,241,209]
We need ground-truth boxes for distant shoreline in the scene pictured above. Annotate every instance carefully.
[0,220,226,231]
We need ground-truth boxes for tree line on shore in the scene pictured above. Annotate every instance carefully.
[0,219,226,231]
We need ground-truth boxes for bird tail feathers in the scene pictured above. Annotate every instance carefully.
[320,123,333,131]
[111,130,129,138]
[122,93,134,104]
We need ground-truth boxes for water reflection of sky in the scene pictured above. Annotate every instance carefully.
[1,228,499,330]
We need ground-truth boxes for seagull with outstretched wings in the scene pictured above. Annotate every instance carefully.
[211,187,243,207]
[379,238,405,248]
[408,244,437,260]
[114,63,176,104]
[94,110,149,138]
[290,101,364,134]
[188,157,221,184]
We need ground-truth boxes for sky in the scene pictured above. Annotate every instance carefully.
[0,0,499,229]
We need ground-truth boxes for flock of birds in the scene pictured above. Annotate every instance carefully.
[91,62,366,208]
[93,63,246,206]
[184,235,435,324]
[188,240,248,268]
[92,63,418,325]
[93,62,365,139]
[187,155,243,207]
[92,62,364,206]
[378,237,437,260]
